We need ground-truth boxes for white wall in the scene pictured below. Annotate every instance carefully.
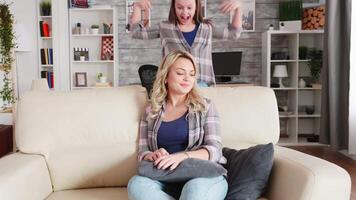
[8,0,70,98]
[52,0,70,91]
[349,0,356,155]
[10,0,39,97]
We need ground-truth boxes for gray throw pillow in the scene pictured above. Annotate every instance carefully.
[138,158,227,182]
[222,143,274,200]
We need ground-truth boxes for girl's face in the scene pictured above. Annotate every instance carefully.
[166,57,196,96]
[175,0,196,25]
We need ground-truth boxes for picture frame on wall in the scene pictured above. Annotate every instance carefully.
[125,0,151,33]
[101,36,114,60]
[230,0,255,32]
[75,72,87,87]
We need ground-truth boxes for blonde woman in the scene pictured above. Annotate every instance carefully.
[128,50,227,200]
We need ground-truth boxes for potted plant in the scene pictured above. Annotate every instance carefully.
[97,72,107,83]
[0,3,15,110]
[279,0,302,30]
[307,49,323,87]
[91,24,100,34]
[79,51,86,61]
[40,1,51,16]
[299,46,308,60]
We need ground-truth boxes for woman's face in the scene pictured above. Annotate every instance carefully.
[175,0,196,25]
[166,57,196,96]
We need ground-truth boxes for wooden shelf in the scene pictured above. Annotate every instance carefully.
[298,113,321,118]
[267,29,324,34]
[69,7,117,89]
[273,87,297,90]
[270,60,297,62]
[262,30,324,145]
[72,60,114,63]
[72,34,114,37]
[69,7,114,12]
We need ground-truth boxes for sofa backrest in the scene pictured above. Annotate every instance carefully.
[15,86,279,191]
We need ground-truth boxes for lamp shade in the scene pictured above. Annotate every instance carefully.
[273,65,288,77]
[14,23,32,52]
[31,79,49,91]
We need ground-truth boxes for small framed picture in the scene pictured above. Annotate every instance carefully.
[75,72,87,87]
[230,0,256,32]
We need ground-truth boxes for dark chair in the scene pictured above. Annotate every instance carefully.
[138,64,158,98]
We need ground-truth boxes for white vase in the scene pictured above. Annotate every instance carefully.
[279,20,301,30]
[99,76,107,83]
[91,28,99,34]
[299,78,306,88]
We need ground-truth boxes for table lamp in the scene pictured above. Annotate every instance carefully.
[31,79,49,91]
[273,64,288,87]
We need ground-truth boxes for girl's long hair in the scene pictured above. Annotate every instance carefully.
[168,0,211,24]
[149,50,207,118]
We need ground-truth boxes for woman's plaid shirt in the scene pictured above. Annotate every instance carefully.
[132,21,242,86]
[138,98,226,164]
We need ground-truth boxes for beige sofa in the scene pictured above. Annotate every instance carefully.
[0,86,351,200]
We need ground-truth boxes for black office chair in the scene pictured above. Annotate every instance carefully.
[138,64,158,99]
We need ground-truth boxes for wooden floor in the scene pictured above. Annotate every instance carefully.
[289,146,356,200]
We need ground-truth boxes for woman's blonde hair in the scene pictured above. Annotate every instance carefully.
[149,50,207,118]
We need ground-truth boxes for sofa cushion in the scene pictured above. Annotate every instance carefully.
[16,86,148,191]
[138,158,227,182]
[222,143,274,200]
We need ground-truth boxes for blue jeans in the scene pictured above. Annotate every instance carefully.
[128,175,228,200]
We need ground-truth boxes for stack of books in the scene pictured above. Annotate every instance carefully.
[40,48,53,65]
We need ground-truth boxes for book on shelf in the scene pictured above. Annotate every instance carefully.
[40,48,53,65]
[39,21,44,37]
[44,48,49,64]
[49,48,53,64]
[41,70,54,88]
[39,21,50,37]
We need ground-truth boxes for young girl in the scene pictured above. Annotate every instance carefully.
[131,0,242,87]
[127,50,227,200]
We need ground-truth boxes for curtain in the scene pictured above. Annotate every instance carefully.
[320,0,351,150]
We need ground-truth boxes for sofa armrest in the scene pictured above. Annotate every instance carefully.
[0,153,52,200]
[266,146,351,200]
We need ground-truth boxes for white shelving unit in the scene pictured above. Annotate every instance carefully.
[262,29,324,145]
[69,6,118,90]
[37,0,55,89]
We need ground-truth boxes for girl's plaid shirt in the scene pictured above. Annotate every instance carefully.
[132,21,242,86]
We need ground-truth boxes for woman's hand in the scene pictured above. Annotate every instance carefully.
[154,153,188,170]
[143,148,169,162]
[219,0,240,14]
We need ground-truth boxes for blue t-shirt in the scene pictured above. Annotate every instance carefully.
[157,112,189,154]
[182,24,200,46]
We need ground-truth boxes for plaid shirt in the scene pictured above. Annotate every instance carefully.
[132,21,242,86]
[138,98,226,164]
